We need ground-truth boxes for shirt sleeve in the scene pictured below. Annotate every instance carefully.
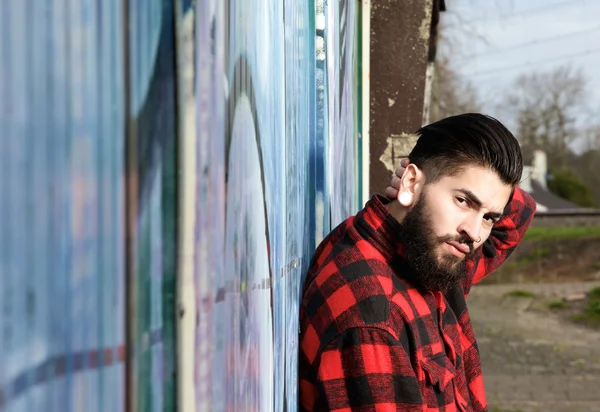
[315,327,424,411]
[468,186,537,288]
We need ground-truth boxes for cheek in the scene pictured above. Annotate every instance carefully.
[423,196,459,235]
[427,215,454,239]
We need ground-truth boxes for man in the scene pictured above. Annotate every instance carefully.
[298,113,536,412]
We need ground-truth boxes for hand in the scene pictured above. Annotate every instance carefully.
[384,158,409,200]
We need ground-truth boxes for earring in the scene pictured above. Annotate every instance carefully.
[398,192,412,206]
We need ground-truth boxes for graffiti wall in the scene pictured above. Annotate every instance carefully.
[0,2,127,411]
[0,0,363,410]
[0,1,177,411]
[129,0,178,411]
[193,0,362,410]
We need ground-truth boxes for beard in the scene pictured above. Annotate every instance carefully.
[398,192,475,292]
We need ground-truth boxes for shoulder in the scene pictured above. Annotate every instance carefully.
[301,235,399,343]
[301,253,427,357]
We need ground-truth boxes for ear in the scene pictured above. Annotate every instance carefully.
[397,164,425,207]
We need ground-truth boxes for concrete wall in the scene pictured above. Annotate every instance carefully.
[368,0,442,195]
[531,214,600,228]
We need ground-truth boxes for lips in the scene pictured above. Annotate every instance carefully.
[446,241,470,255]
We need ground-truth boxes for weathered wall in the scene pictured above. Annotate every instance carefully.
[369,0,437,195]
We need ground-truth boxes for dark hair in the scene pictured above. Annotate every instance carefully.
[408,113,523,186]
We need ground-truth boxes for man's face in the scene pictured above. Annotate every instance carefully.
[400,165,512,291]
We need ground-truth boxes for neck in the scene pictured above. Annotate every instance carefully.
[385,199,408,224]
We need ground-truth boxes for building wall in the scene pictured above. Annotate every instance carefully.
[0,0,364,411]
[190,0,363,410]
[369,0,436,195]
[0,2,177,411]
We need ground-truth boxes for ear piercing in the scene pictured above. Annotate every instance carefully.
[398,192,412,206]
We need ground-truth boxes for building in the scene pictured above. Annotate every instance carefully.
[519,150,587,212]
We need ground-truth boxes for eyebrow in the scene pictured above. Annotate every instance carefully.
[457,188,504,219]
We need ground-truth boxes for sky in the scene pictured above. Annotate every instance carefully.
[440,0,600,151]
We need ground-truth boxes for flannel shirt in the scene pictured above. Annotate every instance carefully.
[299,187,536,412]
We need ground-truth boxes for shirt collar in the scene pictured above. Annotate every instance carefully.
[354,194,405,261]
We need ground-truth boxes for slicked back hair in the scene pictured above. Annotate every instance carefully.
[408,113,523,187]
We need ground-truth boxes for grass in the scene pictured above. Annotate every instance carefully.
[528,247,550,259]
[593,262,600,270]
[504,289,535,298]
[524,226,600,241]
[504,247,549,271]
[548,300,568,310]
[572,286,600,328]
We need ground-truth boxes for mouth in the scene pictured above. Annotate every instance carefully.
[445,241,470,258]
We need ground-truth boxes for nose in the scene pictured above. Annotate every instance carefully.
[458,215,482,244]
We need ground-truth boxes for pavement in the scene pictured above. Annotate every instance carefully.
[468,281,600,412]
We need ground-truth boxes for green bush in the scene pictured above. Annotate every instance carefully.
[589,287,600,300]
[547,167,594,207]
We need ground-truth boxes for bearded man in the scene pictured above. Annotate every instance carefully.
[298,113,536,412]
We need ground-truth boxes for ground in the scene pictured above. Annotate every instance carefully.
[468,281,600,412]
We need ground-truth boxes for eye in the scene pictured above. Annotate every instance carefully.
[455,197,469,208]
[483,215,499,225]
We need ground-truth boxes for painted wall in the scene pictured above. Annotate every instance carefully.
[191,0,362,410]
[129,1,178,411]
[0,2,127,411]
[0,1,176,411]
[0,0,363,410]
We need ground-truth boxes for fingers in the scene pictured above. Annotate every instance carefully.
[390,175,401,190]
[394,165,403,179]
[388,158,408,200]
[384,186,399,200]
[394,158,409,178]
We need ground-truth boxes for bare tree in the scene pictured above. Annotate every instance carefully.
[506,65,588,165]
[582,124,600,152]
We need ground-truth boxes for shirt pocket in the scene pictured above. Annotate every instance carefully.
[419,352,456,393]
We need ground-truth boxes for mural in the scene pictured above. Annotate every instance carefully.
[194,0,223,409]
[0,2,126,411]
[0,0,362,410]
[193,0,361,410]
[128,0,178,410]
[329,0,359,227]
[0,1,177,411]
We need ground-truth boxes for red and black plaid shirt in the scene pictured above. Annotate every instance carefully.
[299,187,536,411]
